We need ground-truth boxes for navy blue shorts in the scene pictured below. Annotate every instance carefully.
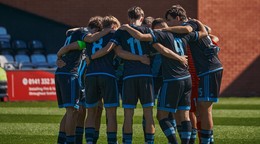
[122,76,155,108]
[198,70,223,102]
[55,74,80,108]
[157,77,192,113]
[85,75,119,108]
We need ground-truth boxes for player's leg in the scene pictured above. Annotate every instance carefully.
[157,81,178,144]
[58,113,67,144]
[189,111,198,144]
[84,76,99,144]
[93,100,103,144]
[102,76,119,144]
[123,108,134,144]
[177,78,192,144]
[197,70,222,144]
[75,90,86,144]
[189,82,199,144]
[56,74,80,144]
[143,107,155,144]
[65,106,79,144]
[122,78,138,144]
[55,74,66,144]
[139,77,155,144]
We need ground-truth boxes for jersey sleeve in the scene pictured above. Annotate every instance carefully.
[182,21,198,31]
[181,31,199,46]
[110,30,122,46]
[152,30,164,44]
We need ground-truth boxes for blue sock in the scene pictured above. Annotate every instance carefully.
[200,129,212,144]
[168,113,177,131]
[181,121,192,144]
[75,127,84,144]
[66,135,76,144]
[57,131,66,144]
[145,133,155,144]
[85,127,95,143]
[107,132,117,144]
[93,131,100,144]
[189,128,197,144]
[159,118,178,144]
[123,133,132,144]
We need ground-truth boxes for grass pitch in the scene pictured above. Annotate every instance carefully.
[0,97,260,144]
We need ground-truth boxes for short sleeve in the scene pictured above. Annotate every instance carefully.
[182,21,198,31]
[181,31,199,45]
[110,30,121,46]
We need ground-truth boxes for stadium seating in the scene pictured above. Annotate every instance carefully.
[28,40,45,54]
[31,54,49,69]
[12,40,30,54]
[0,40,14,55]
[0,26,11,42]
[46,54,57,68]
[15,54,34,69]
[0,26,56,70]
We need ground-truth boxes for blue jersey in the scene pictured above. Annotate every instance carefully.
[182,21,223,76]
[153,30,199,80]
[85,32,116,78]
[110,25,153,79]
[56,29,87,74]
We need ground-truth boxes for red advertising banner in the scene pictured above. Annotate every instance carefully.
[6,70,57,101]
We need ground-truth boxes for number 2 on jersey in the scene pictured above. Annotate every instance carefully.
[127,38,143,55]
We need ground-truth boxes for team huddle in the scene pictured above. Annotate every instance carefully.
[55,5,223,144]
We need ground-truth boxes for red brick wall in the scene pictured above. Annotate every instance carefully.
[1,0,259,96]
[0,0,197,26]
[198,0,260,96]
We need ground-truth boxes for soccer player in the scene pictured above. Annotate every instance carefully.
[56,16,112,144]
[55,27,87,144]
[83,15,122,144]
[86,6,157,144]
[164,5,223,144]
[119,17,208,144]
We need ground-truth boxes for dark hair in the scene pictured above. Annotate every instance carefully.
[127,6,144,20]
[152,18,166,29]
[102,15,121,28]
[88,16,103,31]
[142,16,154,25]
[165,5,187,21]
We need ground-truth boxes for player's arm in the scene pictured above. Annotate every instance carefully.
[120,24,153,41]
[83,28,112,43]
[209,34,219,43]
[57,41,86,59]
[90,42,116,60]
[114,46,150,65]
[66,27,81,36]
[162,25,193,34]
[195,20,208,39]
[152,43,188,66]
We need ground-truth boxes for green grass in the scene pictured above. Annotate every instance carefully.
[0,97,260,144]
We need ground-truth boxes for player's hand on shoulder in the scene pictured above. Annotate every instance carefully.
[56,59,66,68]
[119,24,130,30]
